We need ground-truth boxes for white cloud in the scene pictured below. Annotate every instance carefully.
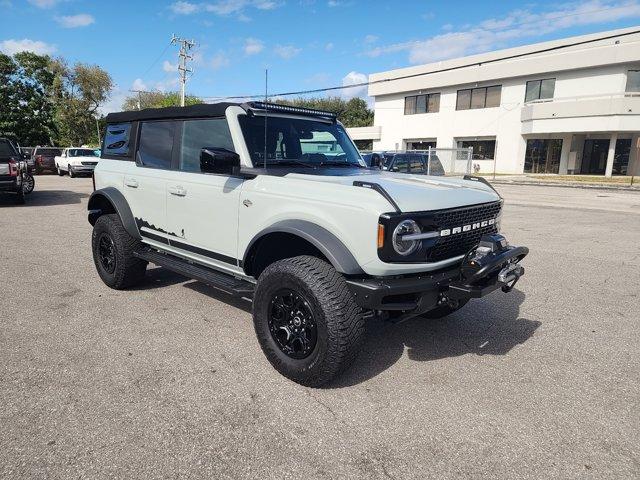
[55,14,95,28]
[162,60,178,72]
[171,1,198,14]
[210,51,230,69]
[274,44,301,59]
[243,37,264,55]
[27,0,59,8]
[363,34,378,44]
[325,42,334,51]
[131,78,148,91]
[0,38,56,55]
[368,0,640,63]
[172,0,283,16]
[340,71,368,99]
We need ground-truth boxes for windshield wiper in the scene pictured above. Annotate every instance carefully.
[319,161,364,168]
[264,159,317,169]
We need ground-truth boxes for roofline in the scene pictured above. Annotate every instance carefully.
[368,26,640,96]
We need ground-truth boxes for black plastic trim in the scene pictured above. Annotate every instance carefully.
[169,238,238,266]
[87,187,140,239]
[463,175,502,198]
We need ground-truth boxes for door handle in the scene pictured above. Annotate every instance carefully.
[124,178,138,188]
[169,186,187,197]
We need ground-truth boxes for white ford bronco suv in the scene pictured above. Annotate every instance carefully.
[88,102,528,387]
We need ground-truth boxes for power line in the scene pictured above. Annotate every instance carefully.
[140,42,172,79]
[201,28,640,102]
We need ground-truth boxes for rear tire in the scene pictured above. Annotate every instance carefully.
[91,214,147,289]
[253,255,364,387]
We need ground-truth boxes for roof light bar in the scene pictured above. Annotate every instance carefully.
[245,102,337,120]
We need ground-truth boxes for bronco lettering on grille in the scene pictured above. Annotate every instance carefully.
[440,218,495,237]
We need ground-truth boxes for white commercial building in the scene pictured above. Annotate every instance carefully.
[356,27,640,176]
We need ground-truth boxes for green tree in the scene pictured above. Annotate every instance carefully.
[51,60,113,146]
[0,51,56,145]
[277,96,373,128]
[122,91,202,111]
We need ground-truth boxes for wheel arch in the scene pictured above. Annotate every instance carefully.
[87,187,140,240]
[242,220,364,278]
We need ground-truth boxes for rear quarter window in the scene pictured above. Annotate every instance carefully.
[103,123,132,157]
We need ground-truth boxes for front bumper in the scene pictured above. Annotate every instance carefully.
[69,165,96,174]
[346,238,528,314]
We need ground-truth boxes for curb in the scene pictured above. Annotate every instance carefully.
[488,179,640,192]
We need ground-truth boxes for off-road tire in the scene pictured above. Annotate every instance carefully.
[253,255,364,387]
[421,299,469,319]
[92,214,147,289]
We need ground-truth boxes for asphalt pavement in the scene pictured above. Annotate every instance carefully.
[1,175,639,479]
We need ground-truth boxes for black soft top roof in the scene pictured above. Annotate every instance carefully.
[105,102,240,123]
[105,101,338,124]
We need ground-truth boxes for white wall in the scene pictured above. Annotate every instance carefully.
[372,64,637,174]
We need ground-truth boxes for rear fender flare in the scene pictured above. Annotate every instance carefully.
[87,187,140,240]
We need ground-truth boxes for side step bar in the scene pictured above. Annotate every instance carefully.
[133,247,255,298]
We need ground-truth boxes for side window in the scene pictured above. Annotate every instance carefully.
[104,123,132,156]
[409,155,426,173]
[180,118,235,173]
[137,121,176,169]
[392,156,409,172]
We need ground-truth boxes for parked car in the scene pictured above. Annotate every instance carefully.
[32,146,62,174]
[88,102,528,387]
[0,138,28,204]
[55,147,99,177]
[380,151,446,175]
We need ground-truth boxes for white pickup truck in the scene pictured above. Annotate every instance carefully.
[55,147,99,177]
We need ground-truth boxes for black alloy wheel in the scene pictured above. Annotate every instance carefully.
[97,233,116,274]
[268,289,317,359]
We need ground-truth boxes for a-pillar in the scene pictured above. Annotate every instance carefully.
[604,132,618,177]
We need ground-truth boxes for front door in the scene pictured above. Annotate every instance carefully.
[581,139,610,174]
[165,118,244,271]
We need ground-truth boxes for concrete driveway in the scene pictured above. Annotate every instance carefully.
[1,176,639,479]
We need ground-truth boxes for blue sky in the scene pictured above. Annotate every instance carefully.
[1,0,640,113]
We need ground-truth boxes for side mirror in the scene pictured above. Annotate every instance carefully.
[200,147,240,174]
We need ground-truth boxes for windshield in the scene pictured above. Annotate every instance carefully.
[238,115,364,168]
[69,148,96,157]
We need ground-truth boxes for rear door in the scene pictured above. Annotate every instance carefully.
[164,117,244,271]
[123,120,178,245]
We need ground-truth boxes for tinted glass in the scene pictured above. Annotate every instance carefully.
[458,140,496,160]
[409,155,425,173]
[428,93,440,112]
[35,148,61,156]
[456,89,471,110]
[0,140,17,156]
[104,123,131,156]
[69,148,96,157]
[539,79,555,99]
[625,70,640,92]
[524,139,562,173]
[137,121,176,169]
[485,86,501,107]
[525,80,541,102]
[404,96,416,114]
[180,118,235,173]
[238,115,363,167]
[416,95,427,114]
[471,88,486,109]
[392,156,409,172]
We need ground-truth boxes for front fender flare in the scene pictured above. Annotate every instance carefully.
[243,220,364,275]
[87,187,140,240]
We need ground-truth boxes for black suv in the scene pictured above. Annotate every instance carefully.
[0,138,27,204]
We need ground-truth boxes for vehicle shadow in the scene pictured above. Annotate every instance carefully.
[0,190,89,208]
[183,281,253,313]
[328,289,540,388]
[129,267,190,291]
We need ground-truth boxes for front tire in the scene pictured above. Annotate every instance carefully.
[91,214,147,289]
[68,165,75,178]
[57,165,64,176]
[253,256,364,387]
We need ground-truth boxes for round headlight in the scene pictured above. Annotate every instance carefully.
[392,219,421,256]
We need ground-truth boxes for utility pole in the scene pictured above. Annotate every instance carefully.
[171,34,196,107]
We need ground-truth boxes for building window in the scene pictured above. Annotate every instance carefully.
[525,78,556,102]
[406,140,436,150]
[626,70,640,92]
[524,139,563,174]
[404,93,440,114]
[456,139,496,160]
[456,86,501,110]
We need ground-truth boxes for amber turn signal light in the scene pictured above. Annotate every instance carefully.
[377,224,385,249]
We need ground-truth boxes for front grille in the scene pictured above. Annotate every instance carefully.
[81,161,98,166]
[427,201,502,262]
